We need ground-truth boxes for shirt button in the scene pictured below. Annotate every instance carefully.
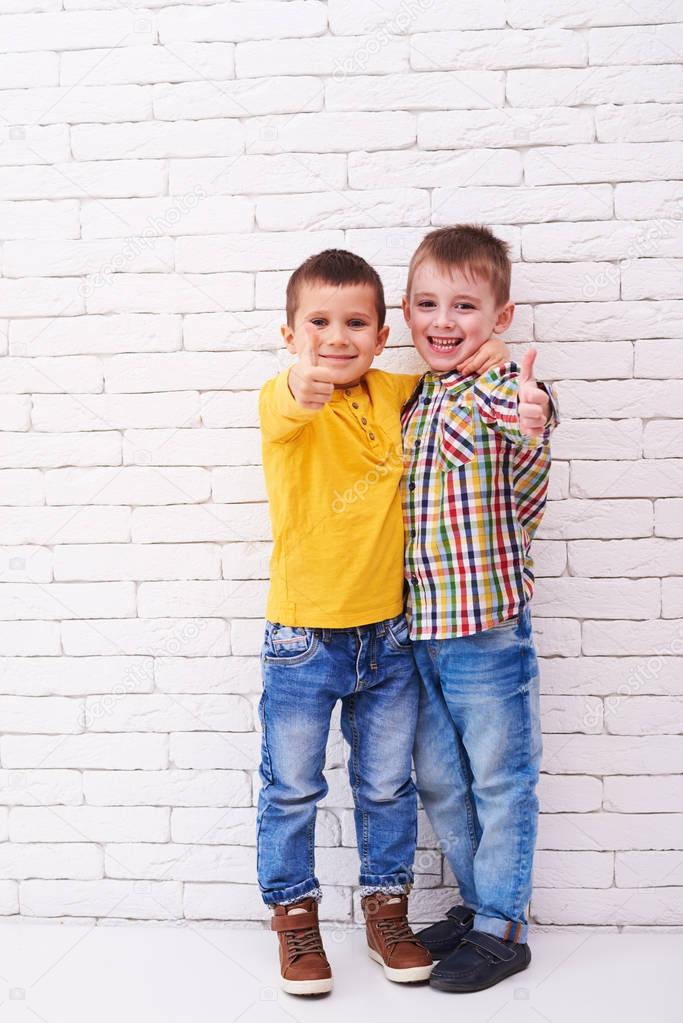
[344,389,351,396]
[368,432,375,440]
[411,575,418,584]
[361,417,367,425]
[411,529,416,538]
[409,482,416,491]
[352,401,359,409]
[415,439,420,448]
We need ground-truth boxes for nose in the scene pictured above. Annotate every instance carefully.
[326,331,350,347]
[432,308,455,329]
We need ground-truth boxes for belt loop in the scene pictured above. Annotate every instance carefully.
[321,628,330,643]
[376,619,386,636]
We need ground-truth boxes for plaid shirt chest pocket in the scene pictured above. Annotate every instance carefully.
[436,400,475,472]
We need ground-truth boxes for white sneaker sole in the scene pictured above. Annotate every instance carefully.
[281,975,333,996]
[368,948,434,983]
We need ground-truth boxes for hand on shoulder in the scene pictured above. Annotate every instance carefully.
[455,335,509,377]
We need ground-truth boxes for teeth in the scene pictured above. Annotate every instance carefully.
[429,336,462,350]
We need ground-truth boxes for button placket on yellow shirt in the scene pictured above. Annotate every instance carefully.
[343,387,380,447]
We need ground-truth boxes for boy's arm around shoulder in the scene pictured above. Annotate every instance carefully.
[472,348,560,449]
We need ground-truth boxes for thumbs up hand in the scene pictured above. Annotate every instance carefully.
[287,323,336,410]
[518,347,551,438]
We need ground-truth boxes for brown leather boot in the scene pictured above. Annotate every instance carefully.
[361,892,433,982]
[271,897,333,995]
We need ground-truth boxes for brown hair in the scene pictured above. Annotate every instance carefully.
[285,249,386,328]
[406,225,511,308]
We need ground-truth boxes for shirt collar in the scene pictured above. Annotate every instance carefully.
[330,380,365,403]
[424,368,477,396]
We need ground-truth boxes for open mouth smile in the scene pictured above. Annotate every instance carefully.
[427,336,464,352]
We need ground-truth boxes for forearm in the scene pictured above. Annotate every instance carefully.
[474,366,559,448]
[259,369,319,444]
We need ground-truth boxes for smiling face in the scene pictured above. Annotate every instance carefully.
[281,280,389,387]
[403,260,514,373]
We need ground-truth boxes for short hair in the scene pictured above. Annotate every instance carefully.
[406,225,511,308]
[285,249,386,328]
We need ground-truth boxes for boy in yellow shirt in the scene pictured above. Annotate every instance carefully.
[257,249,507,995]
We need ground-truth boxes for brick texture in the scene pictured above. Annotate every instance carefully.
[0,0,681,930]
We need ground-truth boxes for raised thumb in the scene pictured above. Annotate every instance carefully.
[519,347,537,386]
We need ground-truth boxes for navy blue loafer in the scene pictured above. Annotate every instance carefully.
[429,929,531,993]
[415,904,475,960]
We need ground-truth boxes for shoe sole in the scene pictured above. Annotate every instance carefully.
[281,976,333,996]
[429,957,529,993]
[368,948,434,983]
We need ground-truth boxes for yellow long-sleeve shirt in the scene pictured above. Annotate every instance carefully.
[259,368,418,628]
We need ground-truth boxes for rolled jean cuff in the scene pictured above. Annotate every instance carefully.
[359,883,411,899]
[260,876,322,907]
[359,870,413,890]
[474,913,528,944]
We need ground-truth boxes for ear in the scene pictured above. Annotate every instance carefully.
[280,322,297,354]
[493,302,514,335]
[375,324,390,355]
[401,294,411,326]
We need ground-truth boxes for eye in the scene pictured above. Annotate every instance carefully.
[455,303,475,311]
[417,301,436,308]
[349,319,368,328]
[310,317,327,327]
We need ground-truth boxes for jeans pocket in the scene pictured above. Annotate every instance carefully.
[263,623,319,666]
[385,614,412,651]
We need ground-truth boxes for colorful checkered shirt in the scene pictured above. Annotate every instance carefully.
[400,361,559,640]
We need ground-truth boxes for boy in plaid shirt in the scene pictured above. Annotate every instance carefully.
[400,226,559,993]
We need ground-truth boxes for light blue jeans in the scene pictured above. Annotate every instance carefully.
[256,614,420,906]
[412,605,542,943]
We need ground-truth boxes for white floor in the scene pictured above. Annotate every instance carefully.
[0,922,679,1023]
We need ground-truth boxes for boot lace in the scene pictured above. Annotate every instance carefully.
[285,926,325,962]
[377,915,421,948]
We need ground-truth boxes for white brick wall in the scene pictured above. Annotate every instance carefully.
[0,0,682,930]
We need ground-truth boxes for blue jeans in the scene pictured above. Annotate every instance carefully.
[256,614,420,906]
[412,605,542,943]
